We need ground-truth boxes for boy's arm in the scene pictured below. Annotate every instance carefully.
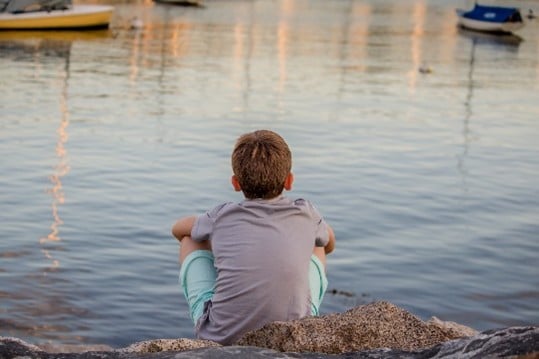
[324,224,336,254]
[172,215,197,242]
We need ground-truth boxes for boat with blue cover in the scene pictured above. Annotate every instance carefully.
[456,2,525,34]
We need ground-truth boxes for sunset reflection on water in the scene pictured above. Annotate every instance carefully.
[40,47,71,271]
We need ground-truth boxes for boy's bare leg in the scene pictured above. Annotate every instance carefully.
[312,246,326,270]
[179,236,212,264]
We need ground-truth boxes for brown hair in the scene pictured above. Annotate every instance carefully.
[231,130,292,199]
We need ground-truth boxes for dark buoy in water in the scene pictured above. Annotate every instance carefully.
[418,63,432,74]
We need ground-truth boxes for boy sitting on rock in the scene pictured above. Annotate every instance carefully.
[172,129,336,345]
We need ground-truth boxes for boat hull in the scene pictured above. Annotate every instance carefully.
[455,5,524,34]
[153,0,202,7]
[0,5,114,30]
[457,14,524,33]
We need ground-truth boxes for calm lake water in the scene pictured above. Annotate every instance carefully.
[1,0,538,349]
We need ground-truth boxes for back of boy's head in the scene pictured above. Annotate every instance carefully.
[231,130,292,199]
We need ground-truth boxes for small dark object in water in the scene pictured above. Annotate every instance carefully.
[153,0,203,7]
[419,64,432,74]
[527,9,536,20]
[329,288,355,297]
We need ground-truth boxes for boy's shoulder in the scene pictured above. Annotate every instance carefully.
[245,197,322,217]
[204,201,235,217]
[196,197,325,235]
[202,197,321,218]
[292,198,322,216]
[203,197,313,212]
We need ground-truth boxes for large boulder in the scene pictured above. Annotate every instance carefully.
[236,301,476,353]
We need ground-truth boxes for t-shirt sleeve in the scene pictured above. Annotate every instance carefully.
[301,199,330,247]
[315,218,330,247]
[191,202,230,242]
[192,213,213,242]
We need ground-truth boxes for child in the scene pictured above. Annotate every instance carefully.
[172,129,335,345]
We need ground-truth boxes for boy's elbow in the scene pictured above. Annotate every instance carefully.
[171,225,180,239]
[172,216,195,240]
[171,223,182,240]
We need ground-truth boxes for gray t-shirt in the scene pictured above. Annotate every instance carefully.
[191,195,330,344]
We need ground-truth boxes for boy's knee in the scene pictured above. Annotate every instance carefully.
[180,237,212,264]
[312,246,326,269]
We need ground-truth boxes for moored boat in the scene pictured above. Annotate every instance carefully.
[153,0,202,7]
[456,3,525,34]
[0,0,114,30]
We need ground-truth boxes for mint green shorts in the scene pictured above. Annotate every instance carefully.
[179,250,328,323]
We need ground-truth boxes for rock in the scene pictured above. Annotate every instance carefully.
[118,338,220,353]
[38,343,114,353]
[416,326,539,358]
[1,301,537,359]
[1,327,538,358]
[426,316,479,338]
[236,301,476,353]
[0,337,44,357]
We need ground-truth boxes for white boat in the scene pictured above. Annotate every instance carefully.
[0,0,113,30]
[456,3,525,34]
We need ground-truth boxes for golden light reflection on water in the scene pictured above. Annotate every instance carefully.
[40,49,71,271]
[277,20,289,94]
[348,3,371,73]
[114,0,483,98]
[407,1,426,93]
[129,28,142,82]
[127,8,193,84]
[277,0,294,93]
